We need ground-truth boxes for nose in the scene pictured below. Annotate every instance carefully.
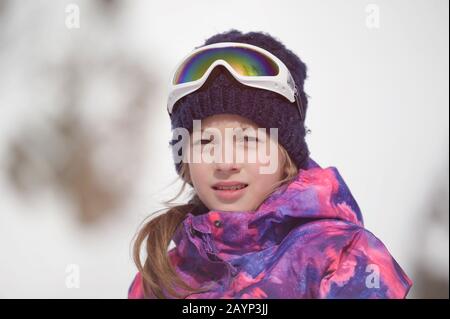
[215,161,241,173]
[213,136,243,173]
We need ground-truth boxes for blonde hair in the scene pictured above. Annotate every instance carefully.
[132,143,298,298]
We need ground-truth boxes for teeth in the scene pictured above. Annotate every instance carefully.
[216,184,246,190]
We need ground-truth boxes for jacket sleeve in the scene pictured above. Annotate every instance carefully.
[128,272,157,299]
[318,227,413,299]
[128,272,144,299]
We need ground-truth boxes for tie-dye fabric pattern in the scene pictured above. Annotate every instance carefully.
[128,158,412,299]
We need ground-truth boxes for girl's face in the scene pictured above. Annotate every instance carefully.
[187,114,285,212]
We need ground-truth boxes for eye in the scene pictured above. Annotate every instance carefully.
[193,138,212,145]
[200,139,212,145]
[247,136,258,142]
[198,139,213,145]
[241,136,258,143]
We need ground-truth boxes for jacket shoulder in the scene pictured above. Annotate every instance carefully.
[285,220,412,298]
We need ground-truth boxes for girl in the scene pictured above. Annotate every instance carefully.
[128,30,412,299]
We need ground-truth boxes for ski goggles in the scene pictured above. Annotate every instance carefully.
[167,42,304,120]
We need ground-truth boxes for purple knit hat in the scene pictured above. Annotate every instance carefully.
[169,29,310,175]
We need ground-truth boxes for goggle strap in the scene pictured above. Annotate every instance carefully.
[294,88,304,122]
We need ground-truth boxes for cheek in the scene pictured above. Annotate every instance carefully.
[251,144,284,176]
[246,164,275,191]
[189,163,213,193]
[189,163,204,183]
[253,171,280,189]
[249,149,285,188]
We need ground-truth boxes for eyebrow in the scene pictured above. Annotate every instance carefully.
[201,125,251,132]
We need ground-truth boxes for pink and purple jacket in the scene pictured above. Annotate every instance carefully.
[128,158,412,299]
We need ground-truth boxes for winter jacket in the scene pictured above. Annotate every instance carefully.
[128,158,412,298]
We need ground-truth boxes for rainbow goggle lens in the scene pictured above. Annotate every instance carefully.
[167,42,303,120]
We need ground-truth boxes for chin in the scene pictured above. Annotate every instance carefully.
[216,203,252,212]
[209,203,237,211]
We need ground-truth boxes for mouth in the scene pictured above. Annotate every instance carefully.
[212,182,249,201]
